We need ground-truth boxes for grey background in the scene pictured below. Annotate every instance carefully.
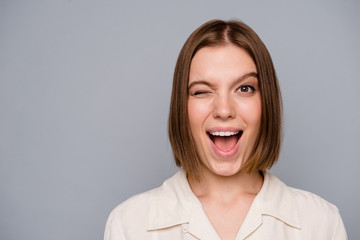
[0,0,359,239]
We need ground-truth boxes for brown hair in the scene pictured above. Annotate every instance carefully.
[168,19,282,180]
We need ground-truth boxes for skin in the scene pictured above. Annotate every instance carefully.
[187,44,264,240]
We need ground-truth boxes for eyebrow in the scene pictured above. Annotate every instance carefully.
[231,72,258,87]
[188,72,258,90]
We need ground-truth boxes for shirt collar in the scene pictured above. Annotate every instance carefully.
[147,170,301,232]
[256,172,302,229]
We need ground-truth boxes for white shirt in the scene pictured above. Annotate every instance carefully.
[104,170,347,240]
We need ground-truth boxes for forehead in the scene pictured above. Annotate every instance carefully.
[189,45,257,83]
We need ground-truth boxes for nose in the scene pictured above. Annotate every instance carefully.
[212,93,236,120]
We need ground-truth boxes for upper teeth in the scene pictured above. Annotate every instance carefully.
[210,131,238,136]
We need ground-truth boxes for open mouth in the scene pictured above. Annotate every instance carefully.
[207,131,242,152]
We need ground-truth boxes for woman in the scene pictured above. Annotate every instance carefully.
[104,19,347,240]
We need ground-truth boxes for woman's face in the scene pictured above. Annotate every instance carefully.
[188,44,261,177]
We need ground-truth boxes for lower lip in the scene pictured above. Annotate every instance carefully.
[209,135,241,158]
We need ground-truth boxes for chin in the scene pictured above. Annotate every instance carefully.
[206,160,244,177]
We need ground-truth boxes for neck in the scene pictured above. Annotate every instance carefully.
[188,166,264,201]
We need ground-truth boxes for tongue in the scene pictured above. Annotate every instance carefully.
[213,135,238,152]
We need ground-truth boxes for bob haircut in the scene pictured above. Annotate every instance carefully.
[168,19,282,180]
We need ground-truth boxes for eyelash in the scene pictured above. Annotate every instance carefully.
[190,85,255,96]
[236,85,255,93]
[192,91,210,96]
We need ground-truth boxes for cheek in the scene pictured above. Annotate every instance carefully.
[188,99,212,131]
[237,97,262,129]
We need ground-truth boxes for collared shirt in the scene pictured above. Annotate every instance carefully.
[104,170,347,240]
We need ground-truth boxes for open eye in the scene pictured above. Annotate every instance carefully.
[237,85,255,93]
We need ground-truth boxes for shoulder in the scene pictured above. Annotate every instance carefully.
[288,186,339,215]
[104,170,187,239]
[104,187,159,239]
[110,187,159,221]
[109,170,186,220]
[266,173,340,218]
[270,175,347,239]
[291,187,347,238]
